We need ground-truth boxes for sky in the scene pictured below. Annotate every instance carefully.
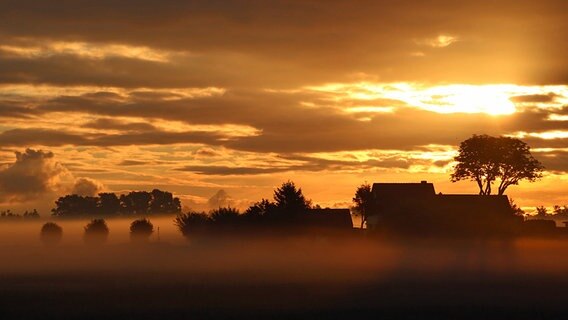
[0,0,566,214]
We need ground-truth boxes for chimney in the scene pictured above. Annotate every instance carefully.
[421,180,427,184]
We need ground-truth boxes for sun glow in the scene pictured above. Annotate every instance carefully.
[304,82,558,115]
[387,84,517,115]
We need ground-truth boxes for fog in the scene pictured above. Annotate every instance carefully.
[2,218,568,318]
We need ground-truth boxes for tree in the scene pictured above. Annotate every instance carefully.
[210,207,241,226]
[40,222,63,246]
[244,199,276,223]
[98,192,121,215]
[535,206,549,218]
[451,134,544,195]
[150,189,181,214]
[174,211,210,238]
[552,205,568,218]
[130,218,154,242]
[273,181,311,218]
[352,183,374,228]
[508,198,525,216]
[84,219,109,245]
[23,209,40,219]
[120,191,152,215]
[52,195,98,216]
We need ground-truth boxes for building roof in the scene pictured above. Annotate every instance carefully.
[434,195,512,217]
[372,181,435,199]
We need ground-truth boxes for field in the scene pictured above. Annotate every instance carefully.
[1,218,568,319]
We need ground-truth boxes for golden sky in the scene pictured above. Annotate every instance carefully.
[0,0,566,213]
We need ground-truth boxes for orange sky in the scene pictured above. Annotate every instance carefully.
[0,0,566,214]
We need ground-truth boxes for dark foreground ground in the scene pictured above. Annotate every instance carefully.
[2,235,568,319]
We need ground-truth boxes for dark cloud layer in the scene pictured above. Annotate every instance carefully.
[0,89,566,155]
[0,0,566,86]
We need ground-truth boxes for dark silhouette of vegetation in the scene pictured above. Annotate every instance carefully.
[210,207,241,225]
[529,204,568,224]
[273,180,311,219]
[553,205,568,218]
[40,222,63,246]
[129,218,154,242]
[174,181,324,238]
[509,199,525,216]
[83,219,109,245]
[174,211,210,237]
[535,206,549,218]
[352,183,374,228]
[52,189,181,217]
[0,209,40,220]
[451,134,544,195]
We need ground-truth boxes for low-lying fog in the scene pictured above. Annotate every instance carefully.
[2,217,568,279]
[4,218,568,318]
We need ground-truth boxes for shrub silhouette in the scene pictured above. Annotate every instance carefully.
[130,218,154,242]
[174,211,210,238]
[40,222,63,246]
[83,219,109,245]
[210,207,241,226]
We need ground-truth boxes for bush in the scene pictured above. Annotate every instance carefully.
[40,222,63,245]
[84,219,109,245]
[130,218,154,242]
[210,207,241,226]
[174,211,210,238]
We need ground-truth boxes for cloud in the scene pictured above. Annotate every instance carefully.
[510,93,559,103]
[71,177,104,196]
[83,118,157,132]
[177,154,414,176]
[532,150,568,174]
[207,189,233,208]
[194,147,222,157]
[0,149,70,202]
[118,160,149,166]
[0,1,566,85]
[0,128,230,148]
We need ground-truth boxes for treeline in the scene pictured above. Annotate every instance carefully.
[52,189,181,217]
[0,209,40,220]
[175,181,316,235]
[533,205,568,219]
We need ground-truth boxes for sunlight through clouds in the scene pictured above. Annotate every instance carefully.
[0,41,176,62]
[305,82,568,115]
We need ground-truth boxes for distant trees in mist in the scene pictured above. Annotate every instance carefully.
[0,209,40,220]
[130,218,154,242]
[84,219,110,245]
[40,222,63,246]
[52,189,181,217]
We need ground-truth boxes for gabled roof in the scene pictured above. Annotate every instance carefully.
[372,181,435,199]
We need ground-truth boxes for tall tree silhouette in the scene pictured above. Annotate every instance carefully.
[451,134,544,195]
[352,183,374,228]
[273,181,311,221]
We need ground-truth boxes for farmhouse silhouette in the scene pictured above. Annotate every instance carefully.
[365,181,519,236]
